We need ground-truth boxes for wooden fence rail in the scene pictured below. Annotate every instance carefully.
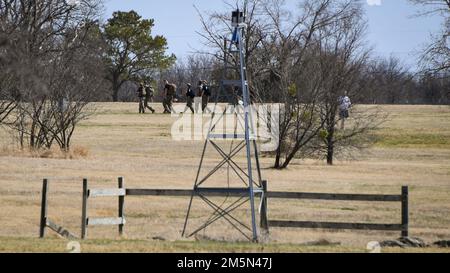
[126,185,409,237]
[40,178,409,239]
[267,221,404,231]
[126,189,402,202]
[268,186,409,237]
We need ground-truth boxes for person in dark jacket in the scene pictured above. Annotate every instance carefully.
[144,83,156,114]
[137,82,145,114]
[201,80,211,113]
[182,83,195,114]
[163,79,176,114]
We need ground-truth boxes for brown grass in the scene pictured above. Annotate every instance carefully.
[0,145,90,160]
[70,146,90,159]
[0,103,449,252]
[1,237,449,253]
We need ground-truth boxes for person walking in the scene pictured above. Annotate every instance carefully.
[144,83,156,114]
[183,83,195,114]
[163,80,176,114]
[201,80,212,114]
[137,82,146,114]
[338,91,352,130]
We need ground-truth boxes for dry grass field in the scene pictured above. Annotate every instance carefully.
[0,103,449,253]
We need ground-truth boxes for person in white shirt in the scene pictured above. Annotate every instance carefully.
[339,92,352,130]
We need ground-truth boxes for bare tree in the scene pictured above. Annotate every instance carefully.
[0,19,20,125]
[253,0,344,169]
[418,71,450,104]
[410,0,450,74]
[195,0,375,168]
[367,56,414,104]
[0,0,107,151]
[159,55,221,100]
[44,23,106,151]
[0,63,18,125]
[309,3,386,165]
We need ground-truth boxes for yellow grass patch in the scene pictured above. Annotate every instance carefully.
[0,103,449,252]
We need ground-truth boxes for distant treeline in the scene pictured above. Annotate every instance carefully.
[148,55,450,106]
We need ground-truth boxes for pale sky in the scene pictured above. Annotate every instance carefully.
[104,0,445,71]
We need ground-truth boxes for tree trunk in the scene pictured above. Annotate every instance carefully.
[326,126,335,166]
[112,81,120,102]
[281,147,299,169]
[274,146,282,169]
[326,143,334,165]
[112,74,121,102]
[326,134,334,165]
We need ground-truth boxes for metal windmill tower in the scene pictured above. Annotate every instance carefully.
[182,5,267,242]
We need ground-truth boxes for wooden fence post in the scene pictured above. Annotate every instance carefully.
[39,179,49,238]
[260,180,269,232]
[118,177,125,236]
[81,178,88,239]
[401,186,409,238]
